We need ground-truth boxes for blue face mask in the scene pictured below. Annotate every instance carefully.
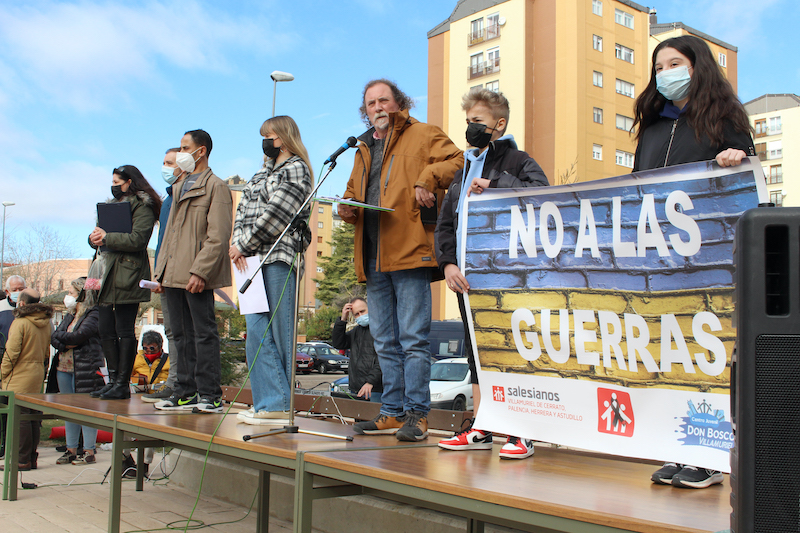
[9,291,21,304]
[162,165,179,185]
[656,65,691,103]
[355,314,369,328]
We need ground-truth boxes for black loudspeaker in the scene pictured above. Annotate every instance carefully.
[731,207,800,533]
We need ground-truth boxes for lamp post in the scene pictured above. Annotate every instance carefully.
[1,201,14,288]
[270,70,295,117]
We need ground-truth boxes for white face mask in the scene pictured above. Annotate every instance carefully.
[175,148,201,173]
[656,65,691,103]
[64,294,77,311]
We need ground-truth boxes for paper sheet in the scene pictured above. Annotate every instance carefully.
[233,256,270,315]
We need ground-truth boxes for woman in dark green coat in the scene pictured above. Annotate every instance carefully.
[89,165,162,399]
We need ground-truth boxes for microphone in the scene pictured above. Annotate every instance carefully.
[324,136,357,164]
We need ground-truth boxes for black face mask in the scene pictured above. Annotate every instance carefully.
[262,138,281,159]
[466,121,495,149]
[111,185,126,200]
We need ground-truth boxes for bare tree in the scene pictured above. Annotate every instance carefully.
[5,224,75,296]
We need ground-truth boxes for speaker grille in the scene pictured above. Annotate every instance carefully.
[755,335,800,531]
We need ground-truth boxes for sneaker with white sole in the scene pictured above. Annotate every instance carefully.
[154,393,198,411]
[237,409,292,426]
[498,436,535,459]
[141,386,174,403]
[438,418,493,451]
[395,410,428,442]
[671,466,724,489]
[353,413,406,435]
[651,462,683,485]
[193,397,223,413]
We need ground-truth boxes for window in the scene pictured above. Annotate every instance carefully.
[318,207,324,213]
[471,17,483,41]
[755,119,767,137]
[593,71,603,87]
[769,165,783,184]
[616,150,634,168]
[615,9,634,29]
[470,53,484,78]
[318,222,324,229]
[592,0,603,16]
[316,266,324,273]
[486,12,500,40]
[593,35,603,52]
[718,53,727,67]
[616,78,635,98]
[769,116,782,134]
[616,114,634,131]
[593,107,603,124]
[592,144,603,161]
[317,236,323,243]
[487,47,500,73]
[316,251,323,257]
[486,80,500,92]
[755,142,767,160]
[615,44,634,63]
[768,140,782,159]
[471,84,483,90]
[770,191,784,207]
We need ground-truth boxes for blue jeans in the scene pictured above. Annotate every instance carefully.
[246,262,296,413]
[365,258,432,415]
[56,371,98,451]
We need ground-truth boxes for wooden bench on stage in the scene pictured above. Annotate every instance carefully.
[2,391,732,533]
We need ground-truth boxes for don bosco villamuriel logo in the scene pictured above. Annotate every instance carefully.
[597,388,635,437]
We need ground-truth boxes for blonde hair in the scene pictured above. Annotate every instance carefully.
[71,276,96,319]
[260,116,314,178]
[461,88,510,128]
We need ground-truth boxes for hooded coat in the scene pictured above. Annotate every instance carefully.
[1,302,54,393]
[47,307,104,393]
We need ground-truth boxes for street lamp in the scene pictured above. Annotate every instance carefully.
[1,201,14,288]
[270,70,294,117]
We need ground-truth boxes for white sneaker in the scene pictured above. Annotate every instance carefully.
[498,436,535,459]
[237,410,292,426]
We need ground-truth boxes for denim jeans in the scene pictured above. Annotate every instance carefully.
[56,371,98,451]
[245,261,296,413]
[364,258,432,416]
[164,288,222,400]
[161,300,179,390]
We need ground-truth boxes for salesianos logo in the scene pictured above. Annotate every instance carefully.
[678,399,734,450]
[492,386,505,402]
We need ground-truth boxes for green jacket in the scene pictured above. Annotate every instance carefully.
[96,191,157,305]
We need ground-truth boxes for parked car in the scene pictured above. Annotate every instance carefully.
[298,342,350,374]
[296,349,314,374]
[429,357,472,411]
[429,320,466,360]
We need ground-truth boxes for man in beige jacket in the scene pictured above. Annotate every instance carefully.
[153,129,232,414]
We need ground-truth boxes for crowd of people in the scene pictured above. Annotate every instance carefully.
[1,35,753,487]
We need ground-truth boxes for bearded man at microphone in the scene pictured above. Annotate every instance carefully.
[338,79,462,441]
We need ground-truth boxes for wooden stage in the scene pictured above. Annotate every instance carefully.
[1,392,732,533]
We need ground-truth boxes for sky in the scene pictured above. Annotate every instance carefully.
[0,0,797,261]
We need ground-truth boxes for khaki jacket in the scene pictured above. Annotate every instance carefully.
[342,110,463,281]
[1,303,53,393]
[155,168,233,290]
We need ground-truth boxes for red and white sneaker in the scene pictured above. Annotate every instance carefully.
[438,419,493,451]
[499,436,535,459]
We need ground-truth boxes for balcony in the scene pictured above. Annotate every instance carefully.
[467,58,501,80]
[468,24,501,46]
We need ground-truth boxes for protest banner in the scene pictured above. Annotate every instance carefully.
[464,157,767,471]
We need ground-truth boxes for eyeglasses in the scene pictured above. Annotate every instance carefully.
[142,345,161,353]
[113,166,129,179]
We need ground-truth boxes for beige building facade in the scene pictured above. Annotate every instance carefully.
[745,94,800,208]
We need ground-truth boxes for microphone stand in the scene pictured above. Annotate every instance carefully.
[240,157,353,442]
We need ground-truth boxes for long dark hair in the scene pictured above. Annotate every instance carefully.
[633,35,752,145]
[113,165,163,216]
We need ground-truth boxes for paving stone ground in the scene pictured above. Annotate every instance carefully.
[0,444,294,533]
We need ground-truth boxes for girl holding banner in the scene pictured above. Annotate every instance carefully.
[632,35,755,488]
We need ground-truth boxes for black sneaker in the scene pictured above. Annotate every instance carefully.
[396,410,428,442]
[651,462,683,485]
[353,413,406,435]
[671,466,724,489]
[56,451,77,465]
[192,397,223,413]
[154,393,198,411]
[141,386,174,403]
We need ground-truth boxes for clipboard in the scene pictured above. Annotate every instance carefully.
[97,202,132,252]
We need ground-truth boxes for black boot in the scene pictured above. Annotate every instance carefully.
[100,337,136,400]
[91,338,119,398]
